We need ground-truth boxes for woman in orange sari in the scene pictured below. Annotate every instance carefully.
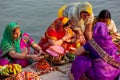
[38,17,76,65]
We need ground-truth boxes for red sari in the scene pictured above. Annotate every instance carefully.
[39,17,76,53]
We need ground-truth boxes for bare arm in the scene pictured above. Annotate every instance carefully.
[31,43,45,55]
[9,50,42,61]
[48,39,63,46]
[75,46,86,56]
[9,50,30,59]
[48,33,71,46]
[84,23,93,40]
[31,43,42,51]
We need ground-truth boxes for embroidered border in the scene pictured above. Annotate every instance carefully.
[89,39,120,68]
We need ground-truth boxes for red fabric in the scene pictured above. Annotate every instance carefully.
[39,17,67,51]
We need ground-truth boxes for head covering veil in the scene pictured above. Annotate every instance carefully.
[0,22,22,56]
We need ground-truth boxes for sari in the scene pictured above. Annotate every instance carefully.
[71,22,120,80]
[58,2,94,33]
[39,17,76,65]
[93,17,117,34]
[39,17,75,52]
[58,2,94,42]
[0,22,35,67]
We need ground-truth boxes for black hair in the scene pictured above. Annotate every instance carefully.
[63,20,71,27]
[98,9,111,19]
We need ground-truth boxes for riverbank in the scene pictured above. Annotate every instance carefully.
[23,63,72,80]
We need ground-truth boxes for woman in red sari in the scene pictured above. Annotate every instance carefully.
[38,17,76,65]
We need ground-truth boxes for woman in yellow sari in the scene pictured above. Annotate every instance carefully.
[38,17,76,65]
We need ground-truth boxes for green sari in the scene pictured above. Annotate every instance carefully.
[0,22,35,67]
[1,22,21,56]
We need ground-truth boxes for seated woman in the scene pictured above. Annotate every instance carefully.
[0,22,45,67]
[94,9,117,35]
[58,2,94,43]
[94,9,120,51]
[38,17,77,65]
[69,22,120,80]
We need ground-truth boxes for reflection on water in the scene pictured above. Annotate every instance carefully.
[0,0,120,42]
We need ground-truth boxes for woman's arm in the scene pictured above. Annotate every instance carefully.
[48,39,63,46]
[48,33,72,46]
[84,23,93,40]
[8,50,42,61]
[9,50,30,59]
[31,43,45,54]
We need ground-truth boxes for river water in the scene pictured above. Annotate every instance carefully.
[0,0,120,42]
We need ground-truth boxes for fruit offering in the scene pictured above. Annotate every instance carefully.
[5,71,41,80]
[33,59,53,75]
[0,63,22,76]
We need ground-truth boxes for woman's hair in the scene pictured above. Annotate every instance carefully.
[63,20,71,27]
[98,9,111,19]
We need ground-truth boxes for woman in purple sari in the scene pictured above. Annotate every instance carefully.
[69,22,120,80]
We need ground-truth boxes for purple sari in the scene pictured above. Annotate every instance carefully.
[71,22,120,80]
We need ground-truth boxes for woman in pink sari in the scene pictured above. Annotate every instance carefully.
[0,22,44,67]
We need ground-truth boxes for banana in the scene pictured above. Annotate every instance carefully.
[3,69,9,76]
[6,68,10,73]
[13,68,16,74]
[0,65,9,76]
[14,64,22,73]
[0,64,22,75]
[16,64,22,69]
[14,64,20,73]
[9,64,13,73]
[0,65,2,68]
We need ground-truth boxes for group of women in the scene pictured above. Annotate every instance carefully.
[0,1,120,80]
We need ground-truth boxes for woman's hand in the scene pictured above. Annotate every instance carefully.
[75,47,85,56]
[79,35,85,42]
[63,34,71,41]
[30,54,43,61]
[32,43,45,55]
[38,49,45,55]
